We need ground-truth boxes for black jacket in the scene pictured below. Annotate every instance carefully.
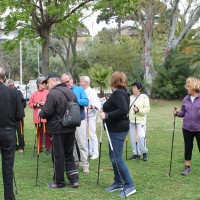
[39,83,77,134]
[103,88,130,133]
[0,82,24,127]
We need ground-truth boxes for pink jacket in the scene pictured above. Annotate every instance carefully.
[28,89,49,124]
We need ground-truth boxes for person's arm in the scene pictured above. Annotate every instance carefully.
[78,87,89,106]
[39,92,55,119]
[104,92,129,120]
[89,91,101,111]
[15,91,24,121]
[137,95,150,116]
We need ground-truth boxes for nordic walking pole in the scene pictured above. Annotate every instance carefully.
[87,109,90,162]
[36,126,40,186]
[13,172,18,194]
[97,120,103,185]
[169,107,177,177]
[33,123,38,157]
[125,136,128,160]
[134,105,139,162]
[104,121,127,199]
[19,120,25,153]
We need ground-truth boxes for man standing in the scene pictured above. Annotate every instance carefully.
[28,77,51,154]
[39,72,79,188]
[61,73,89,173]
[0,66,23,200]
[5,79,26,152]
[79,76,101,160]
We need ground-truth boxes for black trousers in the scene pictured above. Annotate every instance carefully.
[16,119,25,150]
[183,128,200,160]
[0,127,16,200]
[52,132,79,185]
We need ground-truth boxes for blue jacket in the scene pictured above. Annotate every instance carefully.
[72,85,89,120]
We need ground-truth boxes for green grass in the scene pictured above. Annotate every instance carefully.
[1,99,200,200]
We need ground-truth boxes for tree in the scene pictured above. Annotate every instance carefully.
[165,0,200,57]
[0,0,94,76]
[88,64,112,97]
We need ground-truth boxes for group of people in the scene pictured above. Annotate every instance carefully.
[1,63,200,199]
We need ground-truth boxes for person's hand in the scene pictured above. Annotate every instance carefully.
[133,106,139,113]
[173,107,178,115]
[40,101,45,106]
[100,112,106,120]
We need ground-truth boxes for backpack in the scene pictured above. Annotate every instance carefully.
[55,88,81,128]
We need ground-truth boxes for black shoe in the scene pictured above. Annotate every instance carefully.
[129,155,140,160]
[143,153,148,161]
[48,183,66,189]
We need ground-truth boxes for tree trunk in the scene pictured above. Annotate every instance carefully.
[142,3,155,91]
[143,32,154,86]
[41,29,50,76]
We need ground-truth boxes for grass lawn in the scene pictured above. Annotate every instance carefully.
[1,99,200,200]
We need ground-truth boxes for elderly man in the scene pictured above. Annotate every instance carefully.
[61,72,90,173]
[39,72,79,188]
[5,79,26,152]
[0,66,23,200]
[79,76,101,160]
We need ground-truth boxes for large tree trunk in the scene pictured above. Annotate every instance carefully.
[143,31,154,86]
[41,29,50,76]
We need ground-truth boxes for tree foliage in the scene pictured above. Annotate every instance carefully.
[0,0,94,76]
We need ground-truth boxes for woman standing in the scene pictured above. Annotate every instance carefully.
[100,71,136,197]
[173,77,200,176]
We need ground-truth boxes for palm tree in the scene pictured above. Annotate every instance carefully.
[89,64,112,97]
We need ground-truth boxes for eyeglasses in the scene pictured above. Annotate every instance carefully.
[40,82,46,84]
[9,84,14,87]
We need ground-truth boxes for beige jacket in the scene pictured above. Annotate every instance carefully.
[129,94,150,124]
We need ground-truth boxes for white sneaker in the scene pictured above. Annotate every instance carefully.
[91,154,99,160]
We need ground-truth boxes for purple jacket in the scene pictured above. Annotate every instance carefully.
[177,93,200,132]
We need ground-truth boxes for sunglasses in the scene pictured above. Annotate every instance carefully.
[9,84,14,87]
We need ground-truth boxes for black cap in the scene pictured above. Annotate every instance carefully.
[43,72,60,83]
[131,82,142,90]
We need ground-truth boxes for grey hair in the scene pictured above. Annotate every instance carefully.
[0,66,6,80]
[80,76,90,85]
[61,72,73,78]
[5,79,14,86]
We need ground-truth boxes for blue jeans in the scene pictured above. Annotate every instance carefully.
[109,131,134,189]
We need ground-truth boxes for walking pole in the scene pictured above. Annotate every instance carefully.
[13,172,18,194]
[33,123,38,157]
[169,108,176,177]
[134,106,139,162]
[87,109,90,162]
[104,121,127,199]
[125,136,128,160]
[36,128,40,186]
[97,121,103,185]
[19,120,25,153]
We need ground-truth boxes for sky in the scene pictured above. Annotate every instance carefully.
[82,11,117,37]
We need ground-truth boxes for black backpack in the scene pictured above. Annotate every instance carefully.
[55,88,81,128]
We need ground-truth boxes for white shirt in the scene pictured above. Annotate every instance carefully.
[85,86,101,118]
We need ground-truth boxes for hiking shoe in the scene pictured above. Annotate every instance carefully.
[70,182,79,188]
[48,183,66,189]
[143,153,148,161]
[91,154,99,160]
[83,166,89,173]
[181,166,191,176]
[118,187,136,197]
[105,184,123,192]
[129,155,140,160]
